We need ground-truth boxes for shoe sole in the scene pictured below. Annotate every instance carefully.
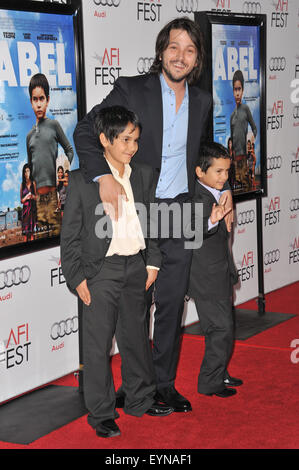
[96,430,121,438]
[146,409,174,417]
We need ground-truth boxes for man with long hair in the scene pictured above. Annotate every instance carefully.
[73,17,233,413]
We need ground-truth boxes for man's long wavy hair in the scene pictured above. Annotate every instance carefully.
[149,17,205,86]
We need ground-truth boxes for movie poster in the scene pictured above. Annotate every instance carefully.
[0,8,78,250]
[212,23,261,195]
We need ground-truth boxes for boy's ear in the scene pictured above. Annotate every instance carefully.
[99,132,108,148]
[195,166,204,179]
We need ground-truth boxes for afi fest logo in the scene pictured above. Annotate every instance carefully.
[0,323,31,370]
[290,147,299,174]
[267,100,284,130]
[137,0,162,22]
[94,48,121,86]
[211,0,232,12]
[264,197,280,227]
[237,250,254,282]
[49,255,66,287]
[289,236,299,264]
[271,0,288,28]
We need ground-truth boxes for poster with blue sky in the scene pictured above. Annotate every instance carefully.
[212,23,261,193]
[0,8,78,248]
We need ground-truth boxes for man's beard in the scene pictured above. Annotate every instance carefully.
[161,60,191,83]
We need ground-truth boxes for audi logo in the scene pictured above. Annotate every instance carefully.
[290,198,299,211]
[93,0,120,6]
[50,316,79,340]
[0,266,31,290]
[269,57,286,72]
[242,2,261,14]
[264,249,280,265]
[267,156,282,170]
[176,0,199,13]
[137,57,154,75]
[237,210,255,225]
[293,105,299,119]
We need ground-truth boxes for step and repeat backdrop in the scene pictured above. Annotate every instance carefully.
[0,0,298,402]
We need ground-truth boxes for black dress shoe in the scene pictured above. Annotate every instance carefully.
[206,387,237,398]
[224,376,243,387]
[96,419,121,438]
[145,401,174,417]
[155,386,192,412]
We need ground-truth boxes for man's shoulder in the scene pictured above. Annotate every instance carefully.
[116,73,159,90]
[190,84,212,103]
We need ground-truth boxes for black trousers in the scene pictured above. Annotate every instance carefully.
[194,297,234,394]
[82,253,155,428]
[152,195,193,390]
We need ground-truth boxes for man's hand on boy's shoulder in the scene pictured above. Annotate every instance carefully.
[76,279,91,306]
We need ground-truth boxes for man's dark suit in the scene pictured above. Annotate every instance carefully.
[73,73,213,392]
[60,162,162,426]
[188,181,238,394]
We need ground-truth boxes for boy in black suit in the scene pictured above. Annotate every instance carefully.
[188,142,242,398]
[60,106,173,439]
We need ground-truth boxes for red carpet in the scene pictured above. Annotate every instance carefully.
[1,281,299,450]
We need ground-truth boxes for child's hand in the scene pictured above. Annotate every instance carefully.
[220,191,234,232]
[76,279,91,306]
[145,268,158,291]
[210,193,232,225]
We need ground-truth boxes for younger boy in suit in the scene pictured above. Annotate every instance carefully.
[188,142,242,398]
[60,106,173,439]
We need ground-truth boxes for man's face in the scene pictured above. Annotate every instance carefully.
[161,28,198,84]
[196,157,231,191]
[30,86,49,121]
[233,79,243,106]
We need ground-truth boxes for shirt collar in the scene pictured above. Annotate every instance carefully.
[197,180,221,202]
[159,73,189,101]
[105,158,132,179]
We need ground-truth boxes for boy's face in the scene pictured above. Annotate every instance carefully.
[161,28,198,83]
[233,79,243,106]
[30,86,49,121]
[196,157,231,191]
[100,122,140,173]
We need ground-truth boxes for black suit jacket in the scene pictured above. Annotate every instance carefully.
[188,182,238,301]
[74,73,213,197]
[60,162,161,292]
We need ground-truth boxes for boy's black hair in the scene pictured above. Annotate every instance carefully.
[29,73,50,99]
[94,106,142,148]
[197,141,231,173]
[232,69,244,90]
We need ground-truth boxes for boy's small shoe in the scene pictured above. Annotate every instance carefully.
[96,419,121,438]
[205,388,237,398]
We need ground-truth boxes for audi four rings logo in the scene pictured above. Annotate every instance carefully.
[50,317,79,340]
[290,198,299,211]
[264,249,280,265]
[93,0,120,6]
[269,57,286,72]
[0,266,31,289]
[137,57,154,74]
[237,210,255,225]
[242,2,261,14]
[267,156,282,170]
[176,0,199,13]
